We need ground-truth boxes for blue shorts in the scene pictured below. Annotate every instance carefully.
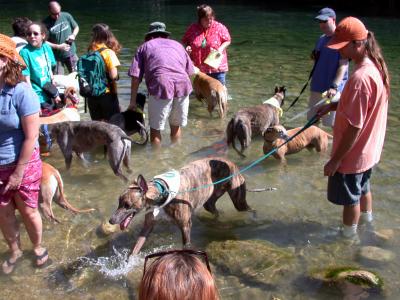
[327,169,372,206]
[208,72,226,86]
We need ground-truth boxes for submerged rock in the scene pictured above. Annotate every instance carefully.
[358,246,395,263]
[99,220,120,236]
[311,266,384,296]
[206,239,294,283]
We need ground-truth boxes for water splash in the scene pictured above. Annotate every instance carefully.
[80,245,174,279]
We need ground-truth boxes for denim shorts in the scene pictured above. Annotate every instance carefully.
[208,72,226,86]
[327,168,372,206]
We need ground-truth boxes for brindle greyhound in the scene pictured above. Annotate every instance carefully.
[226,86,286,156]
[109,157,251,255]
[50,121,140,181]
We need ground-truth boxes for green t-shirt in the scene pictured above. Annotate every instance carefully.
[43,12,78,60]
[20,43,56,104]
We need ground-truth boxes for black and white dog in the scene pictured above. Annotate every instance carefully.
[109,93,148,144]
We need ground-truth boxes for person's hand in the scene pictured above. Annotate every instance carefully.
[128,102,137,111]
[326,88,337,99]
[324,159,340,176]
[59,43,71,52]
[3,169,24,194]
[316,102,334,119]
[67,34,76,42]
[54,95,62,104]
[185,45,192,54]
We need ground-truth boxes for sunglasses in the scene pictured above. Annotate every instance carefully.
[143,249,211,278]
[28,31,41,37]
[319,20,328,24]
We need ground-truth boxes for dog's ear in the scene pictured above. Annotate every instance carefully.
[137,175,148,194]
[274,85,279,93]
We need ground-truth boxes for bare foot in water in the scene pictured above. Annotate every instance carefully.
[2,250,23,275]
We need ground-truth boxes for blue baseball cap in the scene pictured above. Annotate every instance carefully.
[315,8,336,21]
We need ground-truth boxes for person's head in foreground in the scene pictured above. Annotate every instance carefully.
[327,16,389,92]
[138,249,219,300]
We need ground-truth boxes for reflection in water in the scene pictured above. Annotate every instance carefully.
[0,1,399,300]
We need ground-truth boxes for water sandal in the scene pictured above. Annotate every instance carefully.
[2,255,22,275]
[34,249,52,269]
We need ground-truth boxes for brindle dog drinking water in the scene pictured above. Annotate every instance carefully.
[226,86,286,156]
[109,157,251,255]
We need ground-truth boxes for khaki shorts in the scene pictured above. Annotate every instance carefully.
[148,94,189,130]
[308,91,336,127]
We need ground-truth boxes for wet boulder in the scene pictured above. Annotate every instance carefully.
[310,266,384,297]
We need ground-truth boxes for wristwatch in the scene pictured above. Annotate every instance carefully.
[330,83,338,90]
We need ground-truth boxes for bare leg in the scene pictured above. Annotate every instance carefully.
[150,128,162,148]
[360,192,372,212]
[343,204,360,226]
[170,125,181,144]
[0,200,23,274]
[14,194,48,265]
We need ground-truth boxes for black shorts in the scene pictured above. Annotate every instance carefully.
[327,168,372,206]
[87,93,120,121]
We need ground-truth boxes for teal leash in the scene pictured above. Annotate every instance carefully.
[179,115,320,195]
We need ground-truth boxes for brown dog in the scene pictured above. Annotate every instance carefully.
[263,124,333,161]
[109,157,251,255]
[226,86,286,156]
[40,87,80,125]
[193,71,228,118]
[40,162,95,222]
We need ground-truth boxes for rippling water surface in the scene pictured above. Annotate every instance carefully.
[0,1,399,299]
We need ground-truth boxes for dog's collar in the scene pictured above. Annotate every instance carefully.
[263,97,283,117]
[151,170,180,217]
[152,179,169,205]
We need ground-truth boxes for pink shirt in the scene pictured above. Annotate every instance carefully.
[182,20,231,73]
[332,58,388,174]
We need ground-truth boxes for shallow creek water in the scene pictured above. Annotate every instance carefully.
[0,1,399,299]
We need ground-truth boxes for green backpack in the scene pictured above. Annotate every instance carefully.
[77,47,108,97]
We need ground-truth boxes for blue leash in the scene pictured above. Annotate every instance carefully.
[180,115,319,195]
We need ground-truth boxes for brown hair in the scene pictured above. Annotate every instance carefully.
[197,4,215,22]
[2,57,25,86]
[28,22,48,40]
[139,252,219,300]
[365,31,390,96]
[89,23,122,54]
[12,17,32,37]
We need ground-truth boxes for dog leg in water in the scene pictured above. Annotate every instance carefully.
[130,213,156,256]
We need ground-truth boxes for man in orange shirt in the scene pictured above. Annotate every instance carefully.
[317,17,390,238]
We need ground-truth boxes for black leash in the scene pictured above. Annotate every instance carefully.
[285,55,319,113]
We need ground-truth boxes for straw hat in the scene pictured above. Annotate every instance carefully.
[0,33,26,68]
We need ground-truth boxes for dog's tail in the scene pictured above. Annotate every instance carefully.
[226,117,249,157]
[216,86,228,118]
[53,168,96,214]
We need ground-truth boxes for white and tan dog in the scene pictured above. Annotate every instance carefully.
[40,162,95,222]
[263,124,332,161]
[192,71,228,118]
